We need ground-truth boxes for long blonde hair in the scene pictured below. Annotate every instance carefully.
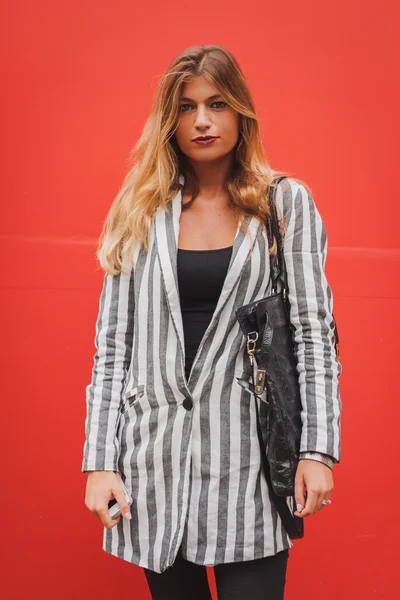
[97,44,311,276]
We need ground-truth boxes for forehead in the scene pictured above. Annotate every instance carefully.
[179,76,222,101]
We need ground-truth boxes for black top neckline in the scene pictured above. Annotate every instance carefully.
[178,245,233,253]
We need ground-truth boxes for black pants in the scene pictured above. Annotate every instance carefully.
[143,546,289,600]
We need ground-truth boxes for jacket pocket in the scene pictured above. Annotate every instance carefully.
[121,384,146,414]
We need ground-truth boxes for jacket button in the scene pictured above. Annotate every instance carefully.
[183,397,193,410]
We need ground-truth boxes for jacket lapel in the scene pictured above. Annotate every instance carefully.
[154,175,186,355]
[154,173,261,367]
[211,212,260,322]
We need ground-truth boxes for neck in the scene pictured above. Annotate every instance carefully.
[183,155,234,199]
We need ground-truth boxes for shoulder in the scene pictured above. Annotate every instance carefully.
[275,176,317,220]
[276,176,312,199]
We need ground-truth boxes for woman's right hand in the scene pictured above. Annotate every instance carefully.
[84,470,132,529]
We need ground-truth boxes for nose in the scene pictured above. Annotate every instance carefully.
[194,104,212,129]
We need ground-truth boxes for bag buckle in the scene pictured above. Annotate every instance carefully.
[246,332,258,365]
[255,369,266,394]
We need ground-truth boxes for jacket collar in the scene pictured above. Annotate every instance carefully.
[154,173,261,366]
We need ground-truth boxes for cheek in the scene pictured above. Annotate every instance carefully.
[221,116,240,145]
[175,119,189,144]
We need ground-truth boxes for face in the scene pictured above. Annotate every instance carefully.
[174,75,240,164]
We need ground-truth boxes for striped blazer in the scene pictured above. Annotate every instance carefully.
[82,174,343,574]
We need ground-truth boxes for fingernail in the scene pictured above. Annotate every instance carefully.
[296,504,303,513]
[124,512,132,520]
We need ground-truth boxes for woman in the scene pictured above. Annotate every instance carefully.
[82,45,342,599]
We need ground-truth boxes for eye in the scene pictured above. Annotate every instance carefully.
[179,101,227,112]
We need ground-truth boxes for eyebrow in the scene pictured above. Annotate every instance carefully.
[179,94,223,102]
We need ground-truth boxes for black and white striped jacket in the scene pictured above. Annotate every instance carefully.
[82,174,342,573]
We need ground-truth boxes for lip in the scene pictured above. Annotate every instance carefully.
[192,136,219,145]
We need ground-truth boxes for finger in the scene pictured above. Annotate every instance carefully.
[112,485,132,520]
[89,505,104,521]
[314,491,327,513]
[294,474,305,517]
[318,490,333,512]
[299,489,319,518]
[97,505,120,529]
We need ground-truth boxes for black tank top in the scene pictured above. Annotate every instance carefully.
[177,245,233,380]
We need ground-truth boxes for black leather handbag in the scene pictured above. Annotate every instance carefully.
[235,176,340,539]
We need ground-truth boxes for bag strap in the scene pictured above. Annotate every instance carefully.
[266,176,288,295]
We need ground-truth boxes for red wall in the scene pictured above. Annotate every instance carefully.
[1,1,399,598]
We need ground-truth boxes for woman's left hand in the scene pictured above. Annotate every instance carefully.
[293,459,334,518]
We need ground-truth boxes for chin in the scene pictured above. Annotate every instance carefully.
[188,147,232,160]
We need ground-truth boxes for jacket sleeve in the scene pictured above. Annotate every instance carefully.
[278,178,343,464]
[299,450,335,469]
[82,266,135,472]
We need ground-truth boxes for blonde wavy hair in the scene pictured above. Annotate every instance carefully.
[96,44,311,276]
